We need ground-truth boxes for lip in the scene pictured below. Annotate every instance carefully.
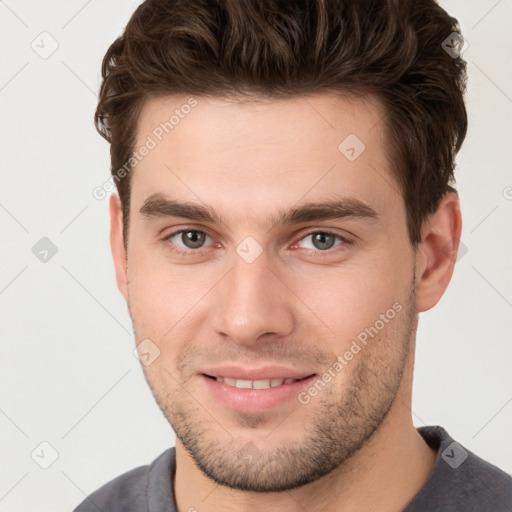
[199,368,317,413]
[200,365,314,381]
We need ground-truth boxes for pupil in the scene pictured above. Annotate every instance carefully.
[183,230,205,249]
[313,233,335,250]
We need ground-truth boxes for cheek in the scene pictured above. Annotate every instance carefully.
[126,251,176,344]
[126,249,217,344]
[290,253,412,347]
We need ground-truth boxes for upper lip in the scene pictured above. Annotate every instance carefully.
[200,365,316,381]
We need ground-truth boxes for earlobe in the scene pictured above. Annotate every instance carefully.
[109,193,128,301]
[414,192,462,312]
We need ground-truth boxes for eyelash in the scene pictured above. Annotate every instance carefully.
[162,228,353,258]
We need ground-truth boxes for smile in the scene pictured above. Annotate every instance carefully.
[207,376,307,389]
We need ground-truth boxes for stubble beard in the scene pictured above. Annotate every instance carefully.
[138,288,416,492]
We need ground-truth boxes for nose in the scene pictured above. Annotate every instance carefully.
[210,248,295,347]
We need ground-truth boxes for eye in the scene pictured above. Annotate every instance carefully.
[164,229,212,253]
[295,231,349,252]
[162,228,352,258]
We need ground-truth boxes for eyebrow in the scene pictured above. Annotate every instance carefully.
[139,192,379,229]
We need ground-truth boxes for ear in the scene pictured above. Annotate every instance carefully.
[414,191,462,312]
[109,193,128,301]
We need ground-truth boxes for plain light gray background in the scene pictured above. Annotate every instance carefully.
[1,1,511,510]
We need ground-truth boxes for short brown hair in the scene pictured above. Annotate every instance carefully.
[95,0,468,248]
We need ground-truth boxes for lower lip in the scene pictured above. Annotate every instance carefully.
[200,374,317,413]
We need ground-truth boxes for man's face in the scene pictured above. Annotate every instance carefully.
[116,93,419,491]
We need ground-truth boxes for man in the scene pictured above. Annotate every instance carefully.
[76,0,512,511]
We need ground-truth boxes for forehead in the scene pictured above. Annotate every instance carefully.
[135,92,386,153]
[130,92,401,224]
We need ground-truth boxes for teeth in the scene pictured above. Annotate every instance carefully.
[252,379,270,389]
[215,376,299,389]
[235,379,253,389]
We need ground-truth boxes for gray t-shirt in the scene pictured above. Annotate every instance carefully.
[73,426,512,511]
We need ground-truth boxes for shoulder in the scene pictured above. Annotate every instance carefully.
[73,448,175,512]
[406,426,512,512]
